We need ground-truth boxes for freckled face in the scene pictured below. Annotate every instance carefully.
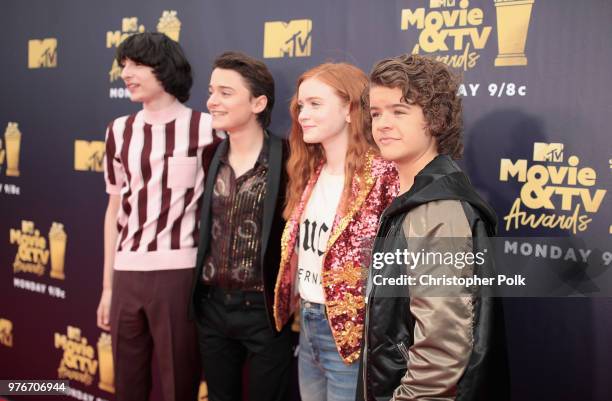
[296,78,350,146]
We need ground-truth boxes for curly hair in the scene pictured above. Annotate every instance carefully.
[116,32,192,102]
[365,54,463,159]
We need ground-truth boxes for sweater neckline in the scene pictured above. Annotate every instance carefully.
[141,101,187,125]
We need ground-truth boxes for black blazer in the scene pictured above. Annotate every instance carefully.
[189,133,289,332]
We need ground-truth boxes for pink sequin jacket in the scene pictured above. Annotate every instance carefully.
[273,151,398,364]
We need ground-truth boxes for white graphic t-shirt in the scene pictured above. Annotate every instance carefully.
[297,167,344,304]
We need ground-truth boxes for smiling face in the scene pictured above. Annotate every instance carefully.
[120,58,166,103]
[296,78,350,146]
[207,68,266,132]
[369,85,437,166]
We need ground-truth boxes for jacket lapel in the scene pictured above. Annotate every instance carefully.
[260,134,282,263]
[325,150,377,252]
[195,139,226,273]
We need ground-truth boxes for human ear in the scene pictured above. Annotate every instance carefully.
[252,95,268,114]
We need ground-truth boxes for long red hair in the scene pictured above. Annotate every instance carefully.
[284,63,374,219]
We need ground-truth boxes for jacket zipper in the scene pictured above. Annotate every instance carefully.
[396,341,410,361]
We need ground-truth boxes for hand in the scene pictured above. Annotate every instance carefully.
[96,289,112,331]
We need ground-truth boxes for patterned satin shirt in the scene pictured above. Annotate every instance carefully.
[201,136,269,291]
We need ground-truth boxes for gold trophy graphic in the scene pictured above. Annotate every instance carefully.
[109,59,122,83]
[494,0,534,66]
[49,222,67,280]
[4,122,21,176]
[98,333,115,393]
[0,319,13,347]
[0,139,5,166]
[198,381,208,401]
[157,10,181,42]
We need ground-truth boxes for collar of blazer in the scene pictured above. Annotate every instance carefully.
[285,148,378,258]
[196,132,284,268]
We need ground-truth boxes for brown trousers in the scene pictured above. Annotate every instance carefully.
[110,269,200,401]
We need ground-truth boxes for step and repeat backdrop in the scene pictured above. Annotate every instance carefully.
[1,0,611,400]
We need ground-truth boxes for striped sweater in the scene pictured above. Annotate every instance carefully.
[104,102,215,270]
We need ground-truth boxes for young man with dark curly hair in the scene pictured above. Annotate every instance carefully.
[96,32,219,401]
[357,54,510,401]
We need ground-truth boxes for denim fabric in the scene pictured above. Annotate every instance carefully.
[298,300,360,401]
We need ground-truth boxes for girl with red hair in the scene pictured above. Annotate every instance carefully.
[273,63,398,400]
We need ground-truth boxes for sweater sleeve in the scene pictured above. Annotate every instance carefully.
[104,121,125,195]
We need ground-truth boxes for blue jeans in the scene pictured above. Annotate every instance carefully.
[298,300,360,401]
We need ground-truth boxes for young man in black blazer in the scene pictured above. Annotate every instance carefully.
[189,51,292,401]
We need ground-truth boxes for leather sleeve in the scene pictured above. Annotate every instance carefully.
[393,200,475,401]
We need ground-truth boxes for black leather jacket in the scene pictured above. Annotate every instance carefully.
[357,155,510,401]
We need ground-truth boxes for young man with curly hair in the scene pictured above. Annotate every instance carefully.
[357,54,510,401]
[97,32,219,401]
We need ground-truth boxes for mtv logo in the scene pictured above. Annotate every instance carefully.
[28,38,57,69]
[430,0,456,8]
[263,19,312,58]
[74,140,105,172]
[533,142,564,162]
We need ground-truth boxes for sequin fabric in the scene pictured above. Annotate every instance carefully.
[273,150,399,363]
[201,137,268,290]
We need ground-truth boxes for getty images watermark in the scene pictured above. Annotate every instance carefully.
[366,237,612,297]
[372,248,524,288]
